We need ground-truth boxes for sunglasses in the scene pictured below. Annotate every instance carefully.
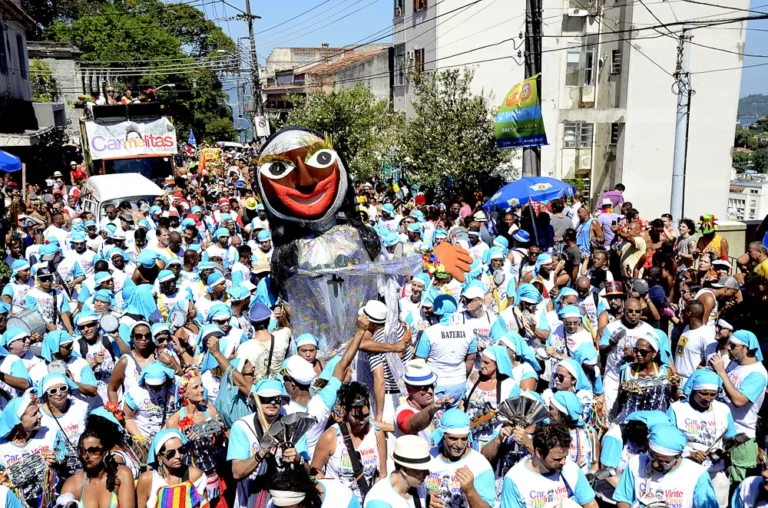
[729,342,746,349]
[651,454,680,466]
[259,396,282,405]
[211,319,229,325]
[46,385,69,396]
[132,333,152,340]
[79,445,104,457]
[38,276,53,282]
[161,444,189,460]
[633,348,653,356]
[555,373,572,382]
[78,322,98,330]
[155,335,169,345]
[625,309,642,315]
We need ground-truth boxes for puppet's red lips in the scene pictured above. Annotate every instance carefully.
[264,169,339,218]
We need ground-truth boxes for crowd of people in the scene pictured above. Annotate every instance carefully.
[0,141,767,508]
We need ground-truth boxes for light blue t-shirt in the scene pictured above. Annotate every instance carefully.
[500,459,594,508]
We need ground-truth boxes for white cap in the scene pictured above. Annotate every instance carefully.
[284,356,316,385]
[461,284,485,300]
[473,211,488,222]
[360,300,387,324]
[392,435,433,470]
[111,229,126,240]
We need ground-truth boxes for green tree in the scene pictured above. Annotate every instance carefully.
[402,69,513,193]
[732,150,752,173]
[29,60,60,102]
[44,0,236,141]
[284,84,405,180]
[753,148,768,173]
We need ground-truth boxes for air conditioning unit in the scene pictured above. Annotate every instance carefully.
[408,50,415,61]
[578,151,592,170]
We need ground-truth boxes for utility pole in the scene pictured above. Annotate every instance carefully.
[522,0,542,177]
[670,27,693,223]
[243,0,262,116]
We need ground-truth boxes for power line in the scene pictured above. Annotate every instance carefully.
[259,0,380,47]
[256,0,336,34]
[682,0,768,16]
[693,60,768,74]
[256,0,354,42]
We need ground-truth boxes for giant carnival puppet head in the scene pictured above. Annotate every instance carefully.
[256,127,381,276]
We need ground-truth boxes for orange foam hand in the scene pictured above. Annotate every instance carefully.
[433,242,473,282]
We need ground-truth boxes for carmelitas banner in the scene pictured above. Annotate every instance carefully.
[494,76,548,149]
[84,118,177,160]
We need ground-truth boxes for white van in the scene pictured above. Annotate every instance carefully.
[80,174,164,221]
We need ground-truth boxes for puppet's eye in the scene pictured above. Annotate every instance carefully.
[259,161,294,180]
[305,149,337,169]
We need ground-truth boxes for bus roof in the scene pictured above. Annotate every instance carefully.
[84,174,164,202]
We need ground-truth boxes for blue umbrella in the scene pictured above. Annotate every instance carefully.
[0,150,21,172]
[188,130,197,147]
[484,176,575,212]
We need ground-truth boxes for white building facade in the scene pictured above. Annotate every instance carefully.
[392,0,748,220]
[728,174,768,222]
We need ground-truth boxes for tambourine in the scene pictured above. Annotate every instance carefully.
[169,310,187,328]
[48,360,68,375]
[535,347,550,361]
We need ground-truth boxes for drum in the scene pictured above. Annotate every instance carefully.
[6,309,46,336]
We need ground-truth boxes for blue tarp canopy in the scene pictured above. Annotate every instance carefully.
[483,176,575,211]
[0,150,21,172]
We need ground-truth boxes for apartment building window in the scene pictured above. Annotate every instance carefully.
[394,44,406,85]
[565,36,597,86]
[751,200,757,206]
[610,123,621,145]
[0,26,6,75]
[414,0,427,12]
[563,122,594,148]
[394,0,404,17]
[611,49,622,74]
[414,48,425,73]
[16,34,25,79]
[751,189,759,194]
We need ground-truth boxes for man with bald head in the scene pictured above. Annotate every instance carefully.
[575,276,609,340]
[614,220,646,281]
[599,297,656,416]
[674,300,715,384]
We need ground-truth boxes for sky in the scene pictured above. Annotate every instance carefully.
[196,0,767,117]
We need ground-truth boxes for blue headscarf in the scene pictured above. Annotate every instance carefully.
[731,330,763,361]
[496,332,541,372]
[534,253,552,277]
[228,285,250,301]
[295,333,319,350]
[515,283,542,306]
[624,410,673,429]
[683,369,723,397]
[467,259,483,281]
[206,303,232,322]
[648,424,687,456]
[0,302,9,316]
[196,324,227,374]
[555,287,578,305]
[431,408,472,447]
[482,345,513,378]
[411,210,425,223]
[136,251,161,270]
[206,273,226,294]
[257,230,272,242]
[558,305,582,319]
[41,331,76,362]
[552,391,584,427]
[147,429,188,466]
[37,373,78,398]
[254,276,277,308]
[433,295,458,325]
[93,289,113,303]
[124,284,162,322]
[89,407,124,429]
[11,259,30,276]
[556,358,593,393]
[138,361,176,387]
[0,395,34,438]
[214,228,230,240]
[651,329,673,367]
[0,328,27,350]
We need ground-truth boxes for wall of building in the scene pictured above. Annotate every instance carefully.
[0,17,31,101]
[621,1,747,221]
[393,1,437,116]
[28,43,83,140]
[334,49,393,101]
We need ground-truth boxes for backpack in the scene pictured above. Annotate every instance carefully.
[214,365,251,428]
[78,336,116,362]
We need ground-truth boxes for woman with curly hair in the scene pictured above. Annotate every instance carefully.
[86,405,142,480]
[310,382,386,503]
[59,427,136,508]
[166,370,223,502]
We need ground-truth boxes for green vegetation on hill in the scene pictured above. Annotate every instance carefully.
[739,94,768,118]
